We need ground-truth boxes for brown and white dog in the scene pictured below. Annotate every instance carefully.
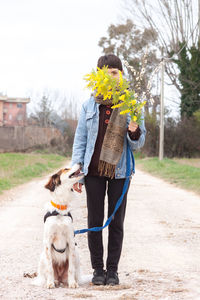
[33,164,84,289]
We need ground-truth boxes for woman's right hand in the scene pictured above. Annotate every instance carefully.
[73,182,83,193]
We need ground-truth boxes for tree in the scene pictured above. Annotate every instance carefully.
[60,95,79,121]
[98,19,160,114]
[124,0,200,115]
[30,95,54,127]
[27,90,79,155]
[28,90,80,126]
[172,42,200,117]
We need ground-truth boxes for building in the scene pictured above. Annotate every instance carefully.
[0,96,30,126]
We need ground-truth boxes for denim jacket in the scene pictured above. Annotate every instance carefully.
[71,96,146,180]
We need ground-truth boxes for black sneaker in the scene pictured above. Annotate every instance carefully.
[92,269,106,285]
[106,270,119,285]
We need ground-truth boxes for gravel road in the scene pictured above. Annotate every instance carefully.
[0,168,200,300]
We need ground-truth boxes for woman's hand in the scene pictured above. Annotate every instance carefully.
[128,121,139,132]
[73,182,83,193]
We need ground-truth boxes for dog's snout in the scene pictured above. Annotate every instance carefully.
[69,169,82,178]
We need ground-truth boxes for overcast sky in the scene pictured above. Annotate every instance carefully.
[0,0,123,106]
[0,0,183,116]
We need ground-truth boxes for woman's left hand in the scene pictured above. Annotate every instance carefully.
[128,121,139,132]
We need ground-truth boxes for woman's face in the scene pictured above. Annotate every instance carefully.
[107,68,121,81]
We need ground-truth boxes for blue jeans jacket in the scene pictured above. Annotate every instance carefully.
[71,96,146,180]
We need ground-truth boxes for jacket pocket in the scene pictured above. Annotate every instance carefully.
[86,111,96,119]
[86,111,96,130]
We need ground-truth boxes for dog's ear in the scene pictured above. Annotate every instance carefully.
[45,173,61,192]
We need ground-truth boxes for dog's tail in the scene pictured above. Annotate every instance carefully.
[23,272,37,279]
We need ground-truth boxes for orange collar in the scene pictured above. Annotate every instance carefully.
[51,200,67,211]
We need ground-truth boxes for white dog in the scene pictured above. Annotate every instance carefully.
[34,164,84,289]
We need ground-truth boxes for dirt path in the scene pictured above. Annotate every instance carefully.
[1,169,200,300]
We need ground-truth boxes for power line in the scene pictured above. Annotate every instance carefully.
[164,18,200,62]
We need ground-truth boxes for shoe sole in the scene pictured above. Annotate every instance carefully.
[106,278,119,285]
[106,282,119,285]
[92,280,105,285]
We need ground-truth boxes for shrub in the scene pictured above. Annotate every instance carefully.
[142,115,200,158]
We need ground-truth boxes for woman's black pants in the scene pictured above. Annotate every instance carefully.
[84,175,130,272]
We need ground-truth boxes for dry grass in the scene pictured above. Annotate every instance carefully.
[0,152,66,193]
[174,158,200,168]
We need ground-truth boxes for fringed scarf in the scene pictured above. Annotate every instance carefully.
[95,94,127,179]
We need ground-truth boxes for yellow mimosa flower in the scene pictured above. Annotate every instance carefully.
[111,102,124,109]
[119,94,125,101]
[130,100,137,105]
[120,109,130,115]
[133,116,137,121]
[84,66,146,124]
[124,89,130,97]
[119,71,123,87]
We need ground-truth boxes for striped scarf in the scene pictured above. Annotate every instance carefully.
[95,94,127,178]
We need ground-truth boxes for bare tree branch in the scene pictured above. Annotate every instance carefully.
[124,0,199,93]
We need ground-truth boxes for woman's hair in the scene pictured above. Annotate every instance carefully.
[97,54,123,71]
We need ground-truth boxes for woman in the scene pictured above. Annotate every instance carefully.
[71,54,146,285]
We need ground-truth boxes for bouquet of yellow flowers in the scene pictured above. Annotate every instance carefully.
[84,66,146,124]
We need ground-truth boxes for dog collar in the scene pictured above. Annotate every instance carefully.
[51,200,67,210]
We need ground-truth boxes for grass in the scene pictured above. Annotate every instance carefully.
[1,152,199,196]
[136,157,200,195]
[0,152,67,194]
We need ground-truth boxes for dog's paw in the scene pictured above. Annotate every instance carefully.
[68,280,78,288]
[55,280,60,288]
[46,281,55,289]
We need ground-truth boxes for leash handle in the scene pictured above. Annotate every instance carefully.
[74,143,134,235]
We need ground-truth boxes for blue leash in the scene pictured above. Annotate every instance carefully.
[74,144,135,235]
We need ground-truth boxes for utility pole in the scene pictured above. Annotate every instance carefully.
[199,0,200,41]
[159,55,165,161]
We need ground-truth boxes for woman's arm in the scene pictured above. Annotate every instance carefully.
[71,104,87,166]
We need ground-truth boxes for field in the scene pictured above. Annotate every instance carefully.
[1,153,200,196]
[136,156,200,195]
[0,153,67,194]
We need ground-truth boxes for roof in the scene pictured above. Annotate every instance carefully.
[0,96,30,103]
